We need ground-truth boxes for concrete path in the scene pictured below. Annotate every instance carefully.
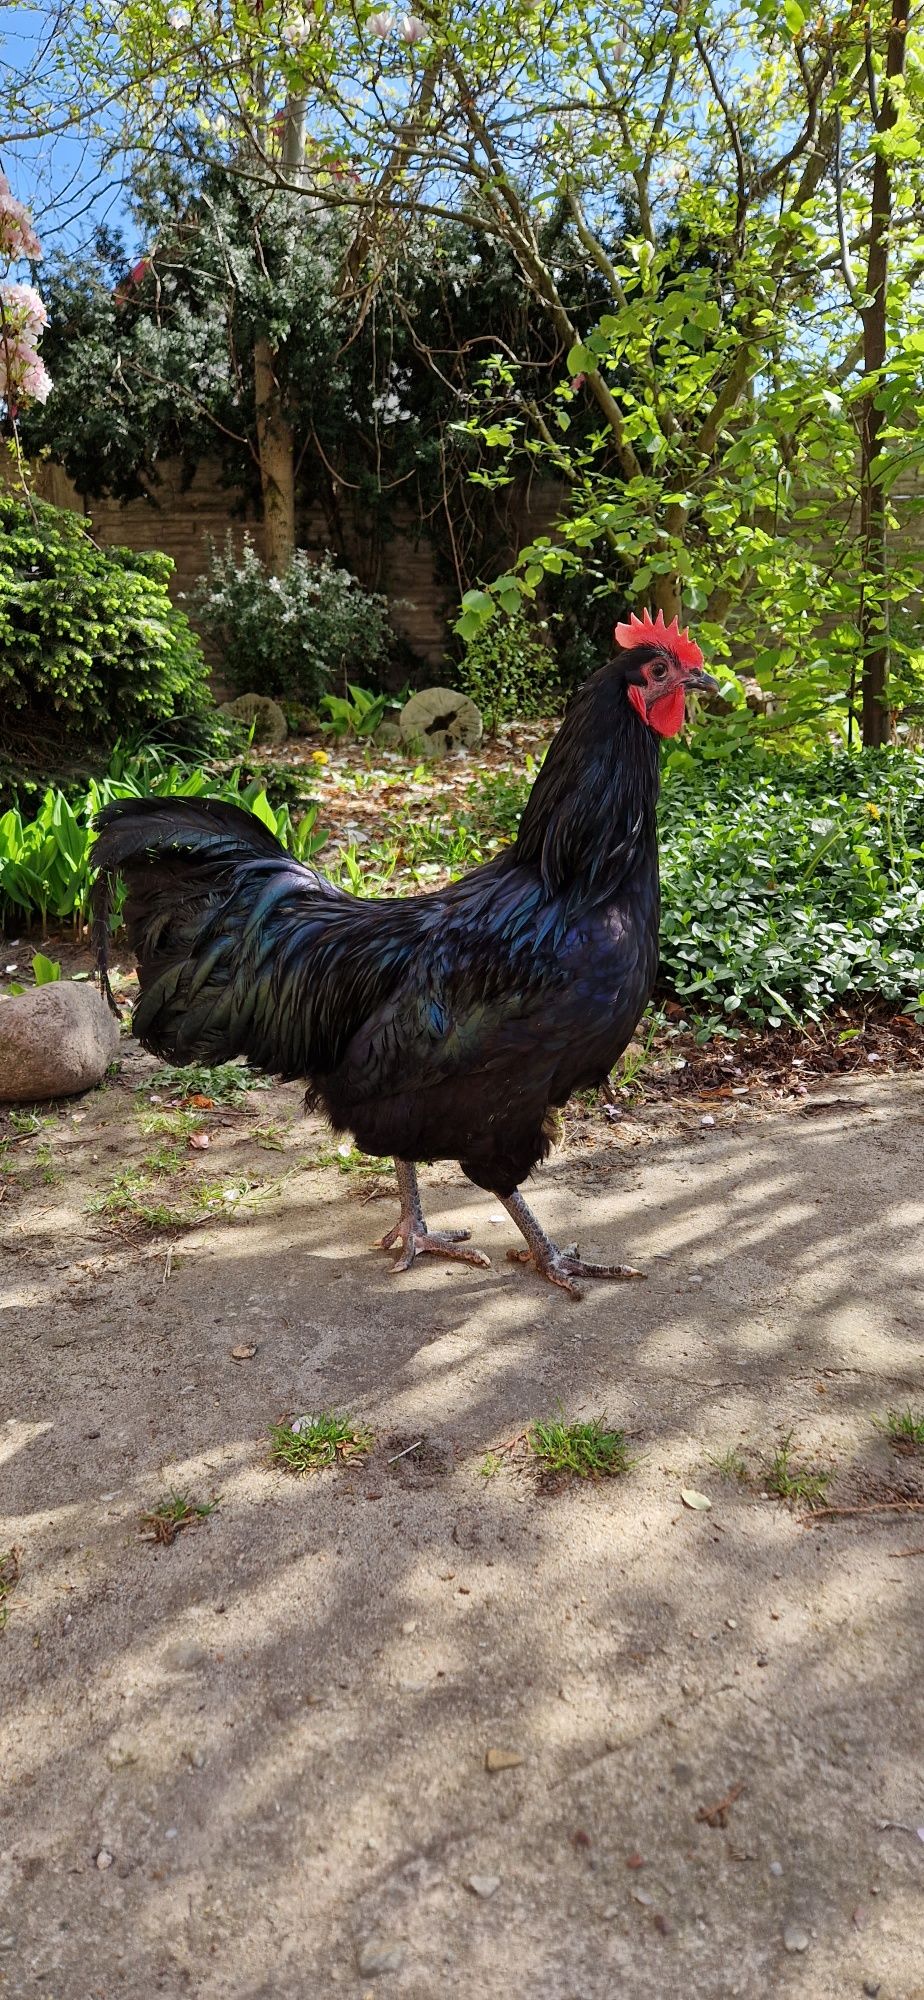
[2,1072,923,1998]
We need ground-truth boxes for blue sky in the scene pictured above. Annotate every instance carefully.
[0,3,135,254]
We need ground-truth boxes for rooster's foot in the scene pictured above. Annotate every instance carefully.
[506,1245,644,1301]
[378,1218,491,1274]
[375,1160,491,1275]
[501,1190,644,1302]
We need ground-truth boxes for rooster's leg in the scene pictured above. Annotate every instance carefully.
[375,1160,491,1274]
[500,1190,645,1302]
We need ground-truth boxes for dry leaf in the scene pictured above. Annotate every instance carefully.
[188,1131,210,1150]
[681,1488,712,1511]
[230,1343,257,1361]
[485,1748,524,1772]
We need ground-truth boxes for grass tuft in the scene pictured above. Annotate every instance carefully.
[707,1447,749,1483]
[527,1416,632,1481]
[766,1431,831,1508]
[270,1412,373,1474]
[0,1547,22,1629]
[137,1060,271,1106]
[878,1407,924,1450]
[139,1491,220,1546]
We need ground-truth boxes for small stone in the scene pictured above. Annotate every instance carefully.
[95,1848,114,1871]
[467,1874,501,1899]
[218,693,287,745]
[401,1619,418,1635]
[726,1617,737,1629]
[230,1344,257,1361]
[783,1923,810,1954]
[484,1748,524,1772]
[862,1983,881,1998]
[165,1827,178,1840]
[769,1861,783,1877]
[357,1937,405,1976]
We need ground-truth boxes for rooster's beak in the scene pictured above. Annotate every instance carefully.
[685,668,719,696]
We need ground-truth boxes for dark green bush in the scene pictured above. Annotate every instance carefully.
[456,610,562,735]
[659,748,924,1025]
[0,492,215,757]
[471,747,924,1025]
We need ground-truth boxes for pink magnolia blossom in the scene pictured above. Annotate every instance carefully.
[0,183,52,412]
[2,282,47,338]
[0,175,43,262]
[368,9,392,34]
[0,324,53,412]
[400,14,427,42]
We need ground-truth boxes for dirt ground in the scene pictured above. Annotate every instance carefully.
[2,1037,924,2000]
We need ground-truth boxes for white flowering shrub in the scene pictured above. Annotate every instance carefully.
[194,535,392,709]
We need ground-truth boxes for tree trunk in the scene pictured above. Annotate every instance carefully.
[859,0,909,747]
[251,96,305,577]
[652,572,683,622]
[253,334,296,575]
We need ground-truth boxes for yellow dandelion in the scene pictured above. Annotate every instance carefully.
[311,749,329,765]
[866,802,881,820]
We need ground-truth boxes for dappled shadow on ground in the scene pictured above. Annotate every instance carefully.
[2,1073,924,1998]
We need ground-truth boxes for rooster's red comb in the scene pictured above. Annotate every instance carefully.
[614,608,703,671]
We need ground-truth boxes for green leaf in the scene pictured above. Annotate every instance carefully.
[249,791,278,833]
[783,0,806,31]
[31,952,62,986]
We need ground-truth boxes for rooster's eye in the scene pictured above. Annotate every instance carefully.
[651,663,668,681]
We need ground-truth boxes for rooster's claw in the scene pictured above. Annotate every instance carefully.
[505,1243,646,1301]
[377,1221,491,1273]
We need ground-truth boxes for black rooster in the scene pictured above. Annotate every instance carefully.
[92,611,715,1297]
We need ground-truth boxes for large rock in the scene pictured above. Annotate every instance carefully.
[0,983,120,1104]
[399,686,483,758]
[218,693,288,745]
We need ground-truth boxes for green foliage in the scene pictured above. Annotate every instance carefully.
[194,537,392,709]
[30,952,61,986]
[0,753,326,931]
[456,611,562,735]
[320,684,395,739]
[0,493,214,757]
[658,748,924,1025]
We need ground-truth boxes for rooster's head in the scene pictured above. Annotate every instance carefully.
[614,609,717,738]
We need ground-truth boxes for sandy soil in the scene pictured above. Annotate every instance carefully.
[2,1044,924,2000]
